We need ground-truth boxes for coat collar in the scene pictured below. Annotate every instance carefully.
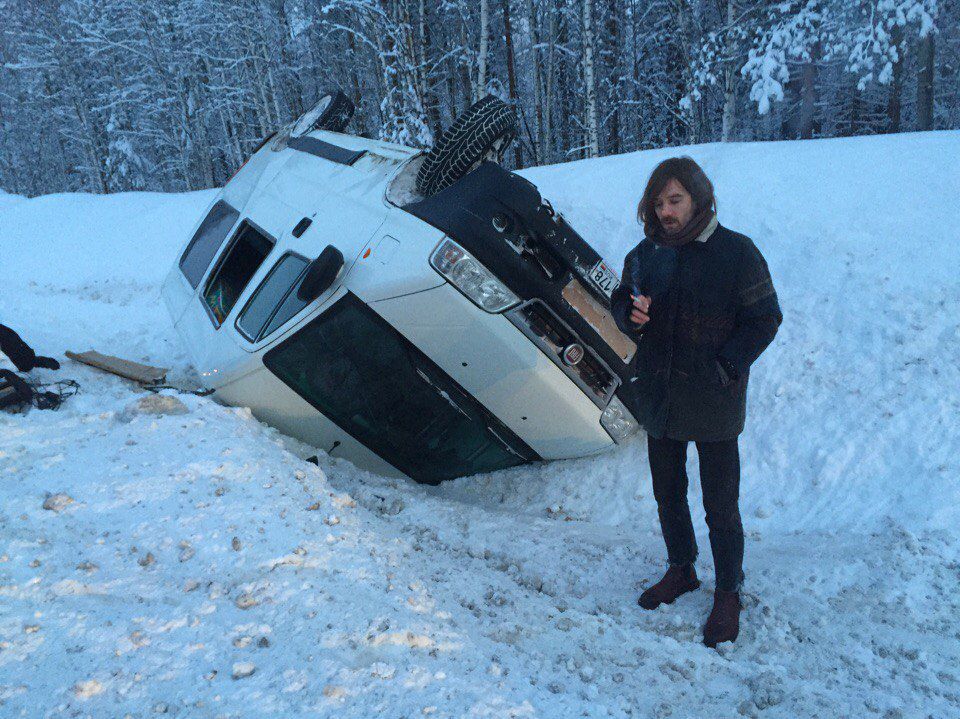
[693,214,719,243]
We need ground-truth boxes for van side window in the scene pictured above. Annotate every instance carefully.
[236,253,309,342]
[261,267,313,338]
[202,221,274,327]
[179,201,240,289]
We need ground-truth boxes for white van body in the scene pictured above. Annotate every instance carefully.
[162,129,639,483]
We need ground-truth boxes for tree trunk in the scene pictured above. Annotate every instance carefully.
[274,0,302,119]
[477,0,490,101]
[443,28,462,123]
[544,4,558,161]
[916,32,935,131]
[664,0,690,145]
[372,10,404,141]
[848,80,862,137]
[720,0,737,142]
[419,0,443,137]
[676,1,698,144]
[604,0,622,155]
[630,0,643,148]
[555,9,569,158]
[799,43,819,140]
[459,23,474,109]
[253,5,283,127]
[886,25,904,133]
[345,31,369,137]
[501,0,521,166]
[239,16,275,135]
[582,0,600,157]
[526,0,545,163]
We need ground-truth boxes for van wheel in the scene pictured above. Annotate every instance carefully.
[416,96,517,197]
[291,89,355,137]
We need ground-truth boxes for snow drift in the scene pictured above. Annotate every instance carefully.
[0,131,957,718]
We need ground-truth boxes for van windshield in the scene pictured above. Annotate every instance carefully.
[263,293,537,484]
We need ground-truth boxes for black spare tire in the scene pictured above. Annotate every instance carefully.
[416,96,517,197]
[291,89,355,137]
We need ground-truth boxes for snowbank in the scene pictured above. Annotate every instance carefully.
[0,131,957,717]
[0,189,26,214]
[0,189,216,287]
[506,131,960,535]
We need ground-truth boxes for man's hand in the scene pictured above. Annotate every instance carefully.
[630,294,652,327]
[714,356,738,387]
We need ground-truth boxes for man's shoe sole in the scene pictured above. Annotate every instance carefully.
[637,579,701,610]
[703,628,739,648]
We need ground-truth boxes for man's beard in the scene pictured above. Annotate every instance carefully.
[662,219,682,234]
[651,206,714,247]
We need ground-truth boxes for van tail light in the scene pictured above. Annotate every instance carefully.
[225,132,276,185]
[226,155,250,185]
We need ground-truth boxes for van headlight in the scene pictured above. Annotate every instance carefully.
[600,395,641,443]
[430,238,519,313]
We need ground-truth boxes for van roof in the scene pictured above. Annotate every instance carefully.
[301,129,420,164]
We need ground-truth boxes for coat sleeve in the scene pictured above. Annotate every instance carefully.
[0,324,38,373]
[610,248,646,338]
[717,241,782,376]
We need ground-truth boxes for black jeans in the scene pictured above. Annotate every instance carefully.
[647,434,745,592]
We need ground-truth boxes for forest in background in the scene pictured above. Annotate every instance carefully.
[0,0,955,196]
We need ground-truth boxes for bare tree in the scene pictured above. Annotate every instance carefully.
[916,31,935,130]
[721,0,739,141]
[581,0,600,157]
[0,0,956,196]
[477,0,490,101]
[501,0,523,165]
[525,0,547,162]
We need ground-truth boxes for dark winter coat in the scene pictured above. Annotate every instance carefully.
[610,223,782,441]
[0,324,37,373]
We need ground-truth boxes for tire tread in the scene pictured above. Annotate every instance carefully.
[416,96,516,196]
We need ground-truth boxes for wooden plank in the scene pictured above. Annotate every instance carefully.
[65,350,168,385]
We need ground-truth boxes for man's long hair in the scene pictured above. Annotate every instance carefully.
[637,157,716,237]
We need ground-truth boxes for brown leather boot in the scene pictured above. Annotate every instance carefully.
[702,589,741,647]
[637,564,700,610]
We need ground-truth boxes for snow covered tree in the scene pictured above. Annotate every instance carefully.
[0,0,956,195]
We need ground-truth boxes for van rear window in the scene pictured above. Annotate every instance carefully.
[202,221,273,326]
[179,201,240,289]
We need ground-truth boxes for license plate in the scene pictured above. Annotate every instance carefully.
[588,259,619,298]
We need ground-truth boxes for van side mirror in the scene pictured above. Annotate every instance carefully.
[297,245,344,302]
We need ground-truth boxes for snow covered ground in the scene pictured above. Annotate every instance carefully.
[1,131,958,718]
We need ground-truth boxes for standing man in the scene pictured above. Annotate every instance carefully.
[610,157,782,647]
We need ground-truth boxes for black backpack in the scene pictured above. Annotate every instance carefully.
[0,370,78,411]
[0,369,33,409]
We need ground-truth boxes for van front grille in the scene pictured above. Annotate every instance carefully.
[507,300,619,408]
